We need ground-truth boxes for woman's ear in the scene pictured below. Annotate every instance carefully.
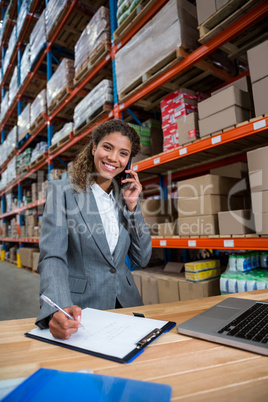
[92,143,96,155]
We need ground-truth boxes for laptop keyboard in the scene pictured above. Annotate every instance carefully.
[218,302,268,343]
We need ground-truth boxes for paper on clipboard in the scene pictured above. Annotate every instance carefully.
[26,308,175,362]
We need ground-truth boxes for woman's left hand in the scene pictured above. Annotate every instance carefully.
[122,169,142,212]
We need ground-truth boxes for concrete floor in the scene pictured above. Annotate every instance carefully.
[0,261,40,321]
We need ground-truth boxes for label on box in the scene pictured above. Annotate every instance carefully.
[188,129,199,139]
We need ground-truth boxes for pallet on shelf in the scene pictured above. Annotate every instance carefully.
[198,0,263,59]
[118,46,232,108]
[113,0,158,43]
[73,103,112,137]
[74,41,111,87]
[48,133,72,155]
[28,153,47,171]
[29,114,47,135]
[48,87,73,116]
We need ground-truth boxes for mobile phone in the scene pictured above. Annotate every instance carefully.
[122,157,132,188]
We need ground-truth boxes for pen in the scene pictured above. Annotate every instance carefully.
[40,294,84,328]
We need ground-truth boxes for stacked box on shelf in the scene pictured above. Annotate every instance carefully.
[129,123,152,157]
[115,0,198,97]
[5,126,17,160]
[73,79,113,132]
[177,174,245,236]
[247,40,268,117]
[17,0,30,40]
[16,148,32,173]
[8,66,19,108]
[20,44,31,88]
[161,87,198,151]
[30,89,47,133]
[196,0,229,25]
[45,0,69,39]
[1,91,9,123]
[247,145,268,235]
[51,122,73,146]
[30,142,48,164]
[198,86,253,137]
[184,259,221,282]
[74,6,110,78]
[221,268,268,294]
[29,9,46,68]
[18,103,31,142]
[47,58,74,112]
[140,199,178,235]
[2,25,17,77]
[117,0,141,26]
[6,157,17,185]
[0,170,8,191]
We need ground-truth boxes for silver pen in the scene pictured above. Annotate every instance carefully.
[40,294,84,328]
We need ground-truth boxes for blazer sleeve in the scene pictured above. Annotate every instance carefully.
[123,200,152,268]
[35,180,73,328]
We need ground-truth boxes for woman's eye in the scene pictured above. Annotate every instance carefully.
[121,152,128,157]
[103,145,111,150]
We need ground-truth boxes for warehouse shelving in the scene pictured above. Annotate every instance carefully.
[1,0,268,254]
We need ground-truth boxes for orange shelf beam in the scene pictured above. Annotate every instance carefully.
[0,237,40,243]
[0,198,46,219]
[152,237,268,251]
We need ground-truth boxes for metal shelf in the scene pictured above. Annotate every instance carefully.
[0,198,46,219]
[152,237,268,251]
[0,237,40,243]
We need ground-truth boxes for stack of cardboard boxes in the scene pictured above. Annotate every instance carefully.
[247,145,268,235]
[247,40,268,117]
[140,199,178,236]
[19,247,40,271]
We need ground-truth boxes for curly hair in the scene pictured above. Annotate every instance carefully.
[72,119,141,191]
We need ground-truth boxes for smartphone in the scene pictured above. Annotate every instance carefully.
[122,157,132,188]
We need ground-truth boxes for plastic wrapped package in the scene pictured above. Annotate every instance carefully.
[17,0,30,39]
[47,58,74,109]
[0,141,8,167]
[115,0,198,95]
[3,25,17,76]
[30,10,46,67]
[30,89,47,128]
[117,0,141,26]
[9,66,19,107]
[74,6,110,73]
[18,103,31,141]
[20,44,31,87]
[1,91,9,122]
[0,170,8,191]
[16,148,32,173]
[73,79,113,130]
[30,141,48,163]
[6,157,17,185]
[51,122,73,145]
[6,126,17,159]
[45,0,68,39]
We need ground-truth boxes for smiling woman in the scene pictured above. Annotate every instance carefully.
[35,119,152,340]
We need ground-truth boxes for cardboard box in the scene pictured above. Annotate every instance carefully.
[247,40,268,83]
[218,210,255,235]
[19,247,39,268]
[131,271,142,296]
[178,214,219,236]
[157,222,178,236]
[196,0,216,25]
[179,276,221,300]
[251,190,268,214]
[164,262,184,274]
[140,273,160,305]
[157,273,185,303]
[177,174,239,197]
[178,194,244,217]
[177,112,199,146]
[32,252,40,272]
[252,76,268,117]
[141,199,177,217]
[247,146,268,192]
[210,162,248,178]
[253,212,268,235]
[199,105,251,137]
[198,86,251,120]
[211,77,249,96]
[10,246,17,261]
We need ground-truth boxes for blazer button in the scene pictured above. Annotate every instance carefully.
[110,268,116,273]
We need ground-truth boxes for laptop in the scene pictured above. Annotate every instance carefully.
[177,297,268,356]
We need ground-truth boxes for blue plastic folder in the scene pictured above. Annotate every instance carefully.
[2,368,172,402]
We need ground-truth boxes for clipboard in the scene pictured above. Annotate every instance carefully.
[25,308,176,363]
[2,368,172,402]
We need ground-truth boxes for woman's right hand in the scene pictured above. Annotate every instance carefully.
[49,305,82,339]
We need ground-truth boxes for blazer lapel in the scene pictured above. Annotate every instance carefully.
[73,188,115,267]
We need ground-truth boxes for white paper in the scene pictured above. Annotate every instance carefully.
[28,308,169,360]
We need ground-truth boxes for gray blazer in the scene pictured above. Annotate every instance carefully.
[36,178,152,328]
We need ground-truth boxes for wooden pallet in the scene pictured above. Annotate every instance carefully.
[74,41,111,87]
[113,0,157,43]
[48,87,73,116]
[118,46,234,108]
[48,133,72,155]
[28,153,47,171]
[198,0,263,59]
[29,114,47,135]
[73,103,112,137]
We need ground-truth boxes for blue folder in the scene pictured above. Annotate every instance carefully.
[2,368,172,402]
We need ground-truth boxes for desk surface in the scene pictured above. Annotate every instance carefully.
[1,290,268,401]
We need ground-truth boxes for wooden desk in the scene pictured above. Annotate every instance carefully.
[1,290,268,401]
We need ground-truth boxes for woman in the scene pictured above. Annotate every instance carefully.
[36,119,152,339]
